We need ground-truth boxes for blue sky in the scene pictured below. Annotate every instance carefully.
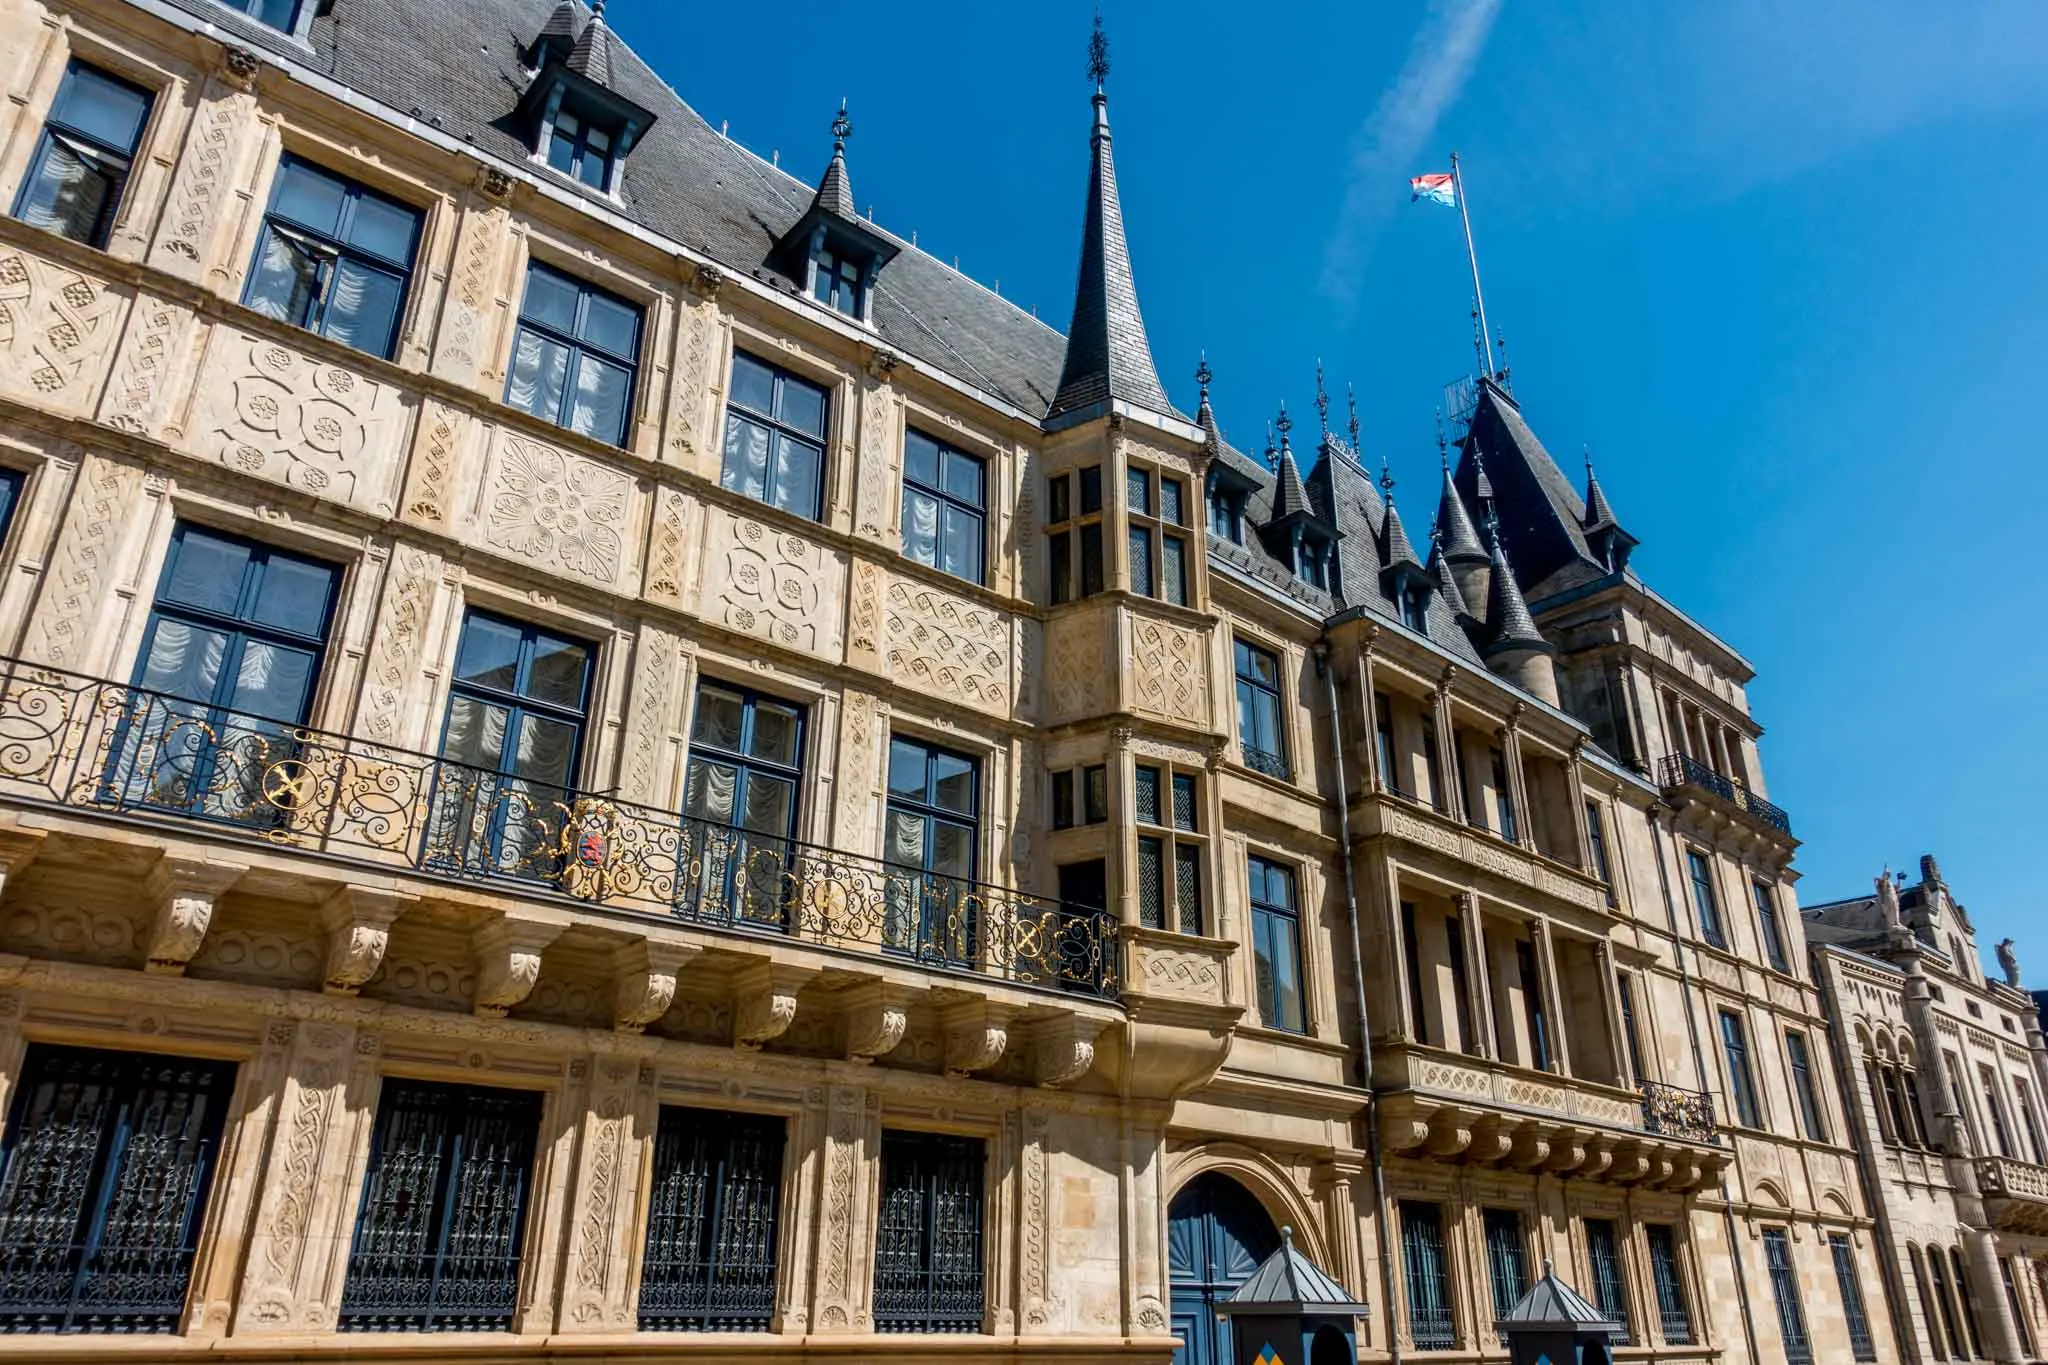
[610,1,2048,978]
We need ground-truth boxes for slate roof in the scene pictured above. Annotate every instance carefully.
[1498,1264,1622,1332]
[563,3,611,84]
[1456,380,1610,599]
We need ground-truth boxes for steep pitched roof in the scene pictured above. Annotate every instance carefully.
[1430,536,1469,616]
[1381,494,1421,569]
[1582,460,1619,531]
[563,1,612,83]
[811,136,856,220]
[1047,91,1176,423]
[1498,1264,1622,1332]
[1457,380,1608,595]
[1483,532,1552,657]
[1436,464,1486,564]
[1216,1228,1371,1316]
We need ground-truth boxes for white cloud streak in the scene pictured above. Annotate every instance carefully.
[1319,0,1501,312]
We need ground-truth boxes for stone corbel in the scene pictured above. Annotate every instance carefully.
[612,937,702,1032]
[1579,1139,1615,1181]
[318,886,415,995]
[472,914,567,1017]
[940,999,1012,1078]
[1542,1138,1588,1175]
[144,856,246,974]
[0,829,45,900]
[731,961,816,1048]
[1423,1107,1475,1158]
[841,979,912,1063]
[1026,1011,1107,1089]
[219,45,262,91]
[1466,1115,1515,1165]
[1507,1123,1552,1170]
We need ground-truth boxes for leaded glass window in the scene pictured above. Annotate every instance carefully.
[901,430,986,585]
[1248,855,1303,1032]
[1763,1228,1811,1365]
[1585,1218,1632,1343]
[638,1107,785,1331]
[1645,1223,1693,1344]
[1123,463,1189,605]
[723,352,828,521]
[0,1045,235,1333]
[243,155,421,360]
[505,261,641,447]
[1400,1201,1454,1350]
[1830,1233,1877,1363]
[873,1131,984,1334]
[339,1080,541,1332]
[12,62,152,248]
[1135,763,1204,934]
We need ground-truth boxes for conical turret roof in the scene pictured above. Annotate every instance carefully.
[1382,494,1422,570]
[1483,530,1551,657]
[1436,465,1486,563]
[811,104,857,219]
[1583,463,1619,531]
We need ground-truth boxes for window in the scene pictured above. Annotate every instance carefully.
[1445,915,1473,1053]
[1049,764,1106,830]
[1518,939,1552,1071]
[681,682,805,930]
[0,469,23,550]
[811,246,863,316]
[1403,902,1431,1047]
[1400,1201,1455,1351]
[1720,1009,1762,1128]
[1294,537,1330,590]
[340,1080,541,1331]
[1126,464,1190,605]
[0,1045,235,1333]
[884,736,980,964]
[244,155,422,360]
[222,0,301,29]
[1489,747,1517,841]
[120,524,340,823]
[1399,586,1429,632]
[505,261,641,447]
[1586,799,1610,881]
[2015,1077,2047,1165]
[902,430,986,585]
[433,612,594,878]
[1754,879,1790,972]
[638,1107,785,1331]
[1927,1249,1968,1359]
[1830,1234,1878,1363]
[1763,1228,1812,1365]
[1421,719,1445,813]
[723,352,828,521]
[1585,1218,1632,1343]
[1375,693,1400,795]
[1645,1224,1693,1344]
[1618,971,1647,1085]
[1045,467,1104,604]
[1248,855,1304,1033]
[1687,850,1726,948]
[546,107,615,189]
[1483,1209,1529,1331]
[1948,1247,1984,1360]
[2001,1258,2036,1362]
[13,62,152,248]
[1206,469,1247,545]
[1787,1031,1827,1141]
[872,1132,984,1333]
[1234,639,1289,780]
[1874,1064,1915,1147]
[1135,764,1203,934]
[1981,1065,2017,1159]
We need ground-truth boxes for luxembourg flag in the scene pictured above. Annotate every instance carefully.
[1410,172,1457,207]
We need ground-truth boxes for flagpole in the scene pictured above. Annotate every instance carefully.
[1449,151,1496,378]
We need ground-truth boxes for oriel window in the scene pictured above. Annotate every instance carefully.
[1248,854,1305,1033]
[339,1080,541,1332]
[0,1045,236,1334]
[1045,466,1105,604]
[12,61,152,248]
[872,1131,984,1334]
[243,155,422,360]
[681,682,804,930]
[901,430,986,585]
[1234,639,1289,780]
[1126,463,1190,605]
[1135,763,1204,935]
[638,1107,786,1331]
[723,351,828,522]
[505,261,641,448]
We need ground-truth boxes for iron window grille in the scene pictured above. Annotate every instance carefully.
[872,1131,984,1334]
[12,61,152,248]
[504,261,642,448]
[722,352,829,522]
[1234,639,1289,780]
[112,524,341,828]
[1762,1228,1812,1365]
[1126,464,1190,605]
[1134,763,1203,934]
[680,681,805,931]
[243,155,422,361]
[1399,1201,1455,1351]
[638,1107,786,1331]
[1720,1009,1762,1128]
[1644,1224,1693,1344]
[1045,466,1105,604]
[339,1079,541,1332]
[1584,1218,1632,1344]
[1787,1030,1827,1142]
[1829,1234,1878,1363]
[1247,855,1305,1033]
[1686,850,1727,948]
[0,1045,236,1334]
[1753,880,1790,972]
[1482,1208,1529,1338]
[430,612,595,882]
[901,430,987,585]
[882,736,980,965]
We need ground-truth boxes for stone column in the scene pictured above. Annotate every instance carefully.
[1384,860,1416,1043]
[1963,1228,2028,1365]
[1432,677,1465,821]
[809,1083,879,1333]
[556,1055,656,1332]
[1458,891,1497,1059]
[1359,645,1385,792]
[1594,941,1631,1088]
[1532,919,1572,1077]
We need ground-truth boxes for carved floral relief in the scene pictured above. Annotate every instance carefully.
[484,433,632,587]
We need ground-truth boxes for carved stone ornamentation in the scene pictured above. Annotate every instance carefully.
[883,577,1011,713]
[611,938,701,1032]
[1130,617,1208,727]
[472,915,567,1017]
[475,164,515,201]
[1028,1012,1106,1088]
[143,857,246,974]
[842,981,910,1063]
[485,434,631,586]
[732,962,814,1047]
[0,252,130,417]
[318,887,414,995]
[940,1000,1011,1077]
[702,513,842,657]
[220,46,262,88]
[356,544,442,746]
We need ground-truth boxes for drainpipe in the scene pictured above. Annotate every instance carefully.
[1650,803,1763,1365]
[1317,637,1402,1365]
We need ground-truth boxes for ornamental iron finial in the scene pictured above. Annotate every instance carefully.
[1088,9,1111,91]
[1314,360,1330,437]
[1275,401,1293,447]
[832,98,852,151]
[1195,353,1212,400]
[1264,421,1278,473]
[1436,406,1449,469]
[590,0,605,16]
[1347,382,1361,460]
[1471,301,1486,375]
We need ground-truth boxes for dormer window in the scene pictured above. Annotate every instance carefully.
[545,108,614,190]
[812,246,864,317]
[1294,537,1331,591]
[769,105,898,327]
[1399,586,1428,633]
[515,3,654,198]
[1205,467,1252,546]
[220,0,301,31]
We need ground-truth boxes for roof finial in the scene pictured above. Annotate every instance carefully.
[1314,360,1330,438]
[1263,421,1278,473]
[1275,401,1293,452]
[590,0,605,16]
[1087,7,1111,92]
[1584,443,1594,481]
[1380,451,1395,500]
[1347,382,1361,460]
[1195,353,1212,402]
[1495,326,1511,389]
[831,98,851,152]
[1436,406,1449,469]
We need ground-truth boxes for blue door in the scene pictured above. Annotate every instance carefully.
[1169,1173,1280,1365]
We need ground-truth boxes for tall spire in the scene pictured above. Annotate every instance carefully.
[1047,13,1176,423]
[1483,517,1548,655]
[1269,404,1312,522]
[1581,446,1618,530]
[1436,462,1485,564]
[810,100,857,219]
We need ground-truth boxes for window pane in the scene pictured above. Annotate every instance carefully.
[573,145,608,189]
[741,773,794,836]
[931,752,975,814]
[1079,466,1102,515]
[943,450,984,508]
[1172,773,1197,831]
[506,327,572,423]
[730,352,775,415]
[887,739,928,801]
[270,159,348,236]
[771,435,821,519]
[1079,524,1102,595]
[1136,836,1163,929]
[521,264,583,335]
[884,809,925,869]
[903,431,940,490]
[18,136,116,244]
[1047,473,1070,525]
[901,489,939,568]
[1083,765,1107,824]
[1125,467,1150,516]
[244,228,323,327]
[249,554,336,637]
[509,713,578,786]
[1175,844,1202,934]
[162,530,251,615]
[568,352,632,446]
[1048,531,1070,604]
[930,821,974,879]
[1162,535,1186,606]
[776,373,827,437]
[1133,766,1160,825]
[453,616,524,691]
[321,258,404,357]
[940,505,982,584]
[229,640,317,722]
[691,686,745,752]
[749,701,802,767]
[683,758,738,822]
[441,694,509,769]
[137,619,230,702]
[1129,527,1153,597]
[343,190,419,265]
[254,0,301,27]
[721,416,771,502]
[1051,770,1074,829]
[579,290,640,358]
[1160,477,1185,527]
[526,635,590,708]
[54,66,153,151]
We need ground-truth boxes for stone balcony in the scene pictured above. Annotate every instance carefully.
[1658,753,1793,841]
[1375,1042,1727,1191]
[1353,789,1609,918]
[1977,1156,2048,1235]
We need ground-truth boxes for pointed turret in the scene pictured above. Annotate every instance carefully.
[1429,528,1469,617]
[1269,406,1312,523]
[1480,523,1558,705]
[768,102,898,322]
[1381,493,1421,570]
[1579,449,1638,573]
[811,99,857,219]
[1438,458,1489,614]
[565,0,613,84]
[532,0,581,67]
[1047,17,1176,425]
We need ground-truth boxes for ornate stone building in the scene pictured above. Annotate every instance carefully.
[1807,857,2048,1365]
[0,1,1893,1363]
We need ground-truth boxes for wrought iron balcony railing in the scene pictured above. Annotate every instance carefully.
[1240,744,1290,782]
[0,659,1119,1000]
[1657,753,1791,836]
[1639,1081,1719,1146]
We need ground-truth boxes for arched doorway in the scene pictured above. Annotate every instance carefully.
[1168,1172,1281,1365]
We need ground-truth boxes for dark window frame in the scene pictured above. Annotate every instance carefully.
[544,104,617,190]
[1763,1227,1812,1365]
[1045,466,1105,604]
[1134,762,1204,935]
[1753,879,1790,972]
[1247,854,1305,1033]
[722,351,830,522]
[1585,1217,1633,1344]
[1687,849,1727,949]
[1399,1200,1455,1351]
[1720,1008,1762,1129]
[1787,1029,1827,1142]
[242,154,423,361]
[1829,1233,1878,1363]
[1645,1223,1694,1345]
[1482,1208,1530,1333]
[1233,638,1289,780]
[637,1105,787,1331]
[871,1130,986,1334]
[12,60,154,249]
[900,429,987,586]
[505,259,643,448]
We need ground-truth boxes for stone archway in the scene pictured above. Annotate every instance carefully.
[1168,1171,1282,1365]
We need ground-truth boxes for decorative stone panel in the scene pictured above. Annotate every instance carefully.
[1045,607,1112,725]
[480,430,634,588]
[1129,614,1208,729]
[22,453,146,671]
[882,574,1012,715]
[0,250,130,417]
[697,509,845,659]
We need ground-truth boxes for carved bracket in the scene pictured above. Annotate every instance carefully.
[472,914,567,1017]
[318,887,415,995]
[0,829,46,901]
[732,961,816,1048]
[144,856,246,974]
[940,999,1012,1078]
[612,937,703,1032]
[1026,1012,1107,1089]
[841,980,912,1063]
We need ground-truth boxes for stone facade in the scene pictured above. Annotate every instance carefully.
[0,2,1902,1364]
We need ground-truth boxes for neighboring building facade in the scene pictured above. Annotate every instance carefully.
[1808,858,2048,1365]
[0,2,1890,1364]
